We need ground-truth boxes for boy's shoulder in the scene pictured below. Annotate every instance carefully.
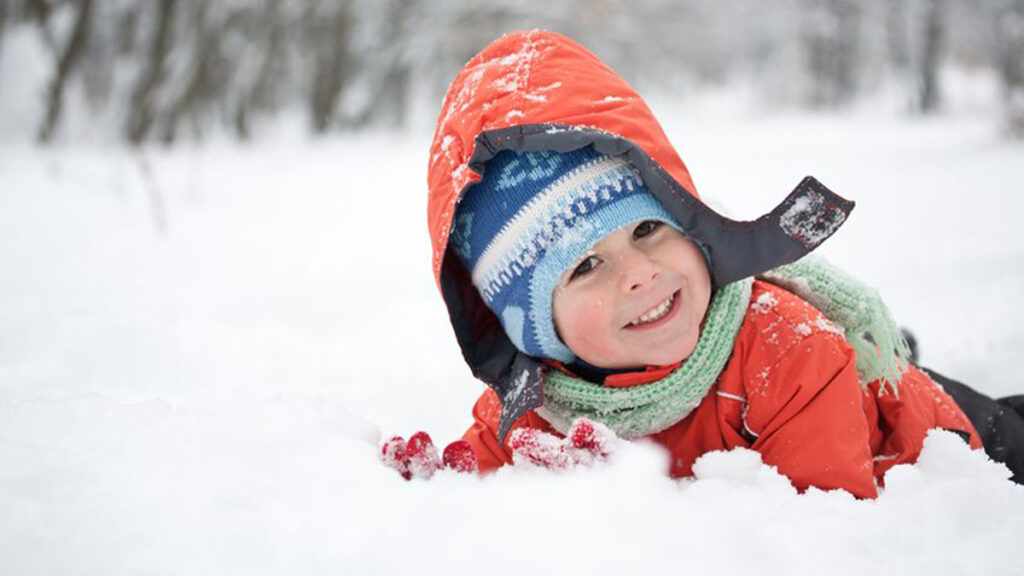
[728,280,857,418]
[744,280,845,340]
[736,280,849,369]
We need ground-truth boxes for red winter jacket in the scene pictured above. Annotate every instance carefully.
[462,280,981,499]
[426,30,981,498]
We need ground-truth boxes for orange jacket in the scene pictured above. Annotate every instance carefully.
[426,31,981,498]
[463,281,982,499]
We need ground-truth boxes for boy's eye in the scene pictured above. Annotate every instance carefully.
[632,220,663,239]
[569,256,600,281]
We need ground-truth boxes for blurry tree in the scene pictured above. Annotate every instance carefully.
[886,0,910,72]
[38,0,92,143]
[306,0,355,133]
[801,0,863,107]
[125,0,175,143]
[354,0,414,128]
[78,0,119,111]
[0,0,7,54]
[159,1,253,143]
[2,0,1019,143]
[231,0,290,139]
[915,0,945,112]
[993,0,1024,135]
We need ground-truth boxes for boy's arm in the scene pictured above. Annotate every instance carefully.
[743,332,878,498]
[461,388,562,473]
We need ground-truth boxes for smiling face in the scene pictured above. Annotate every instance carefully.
[551,220,712,369]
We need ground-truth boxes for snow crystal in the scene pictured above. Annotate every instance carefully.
[751,291,778,313]
[779,189,846,248]
[498,53,522,66]
[503,366,540,415]
[795,322,812,337]
[813,315,844,335]
[544,124,587,135]
[493,75,519,93]
[535,81,562,92]
[440,134,455,152]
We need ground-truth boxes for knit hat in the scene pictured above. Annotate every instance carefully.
[450,146,681,363]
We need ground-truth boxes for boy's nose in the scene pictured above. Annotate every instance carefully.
[620,251,660,293]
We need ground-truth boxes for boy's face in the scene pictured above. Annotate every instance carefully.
[552,221,712,369]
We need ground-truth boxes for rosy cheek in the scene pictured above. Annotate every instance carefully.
[561,299,616,359]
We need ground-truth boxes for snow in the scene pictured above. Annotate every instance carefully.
[752,291,779,313]
[3,89,1024,574]
[779,188,847,247]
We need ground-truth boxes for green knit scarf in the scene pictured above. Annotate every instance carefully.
[536,256,911,439]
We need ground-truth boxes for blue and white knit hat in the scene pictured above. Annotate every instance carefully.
[450,146,682,363]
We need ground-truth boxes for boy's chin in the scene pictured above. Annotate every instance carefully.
[643,333,699,366]
[590,339,698,370]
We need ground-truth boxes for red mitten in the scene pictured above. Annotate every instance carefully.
[405,431,442,479]
[379,435,411,480]
[509,427,572,469]
[380,433,480,479]
[568,418,614,458]
[509,418,616,470]
[442,440,479,473]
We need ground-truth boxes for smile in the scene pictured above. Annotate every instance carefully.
[626,290,680,328]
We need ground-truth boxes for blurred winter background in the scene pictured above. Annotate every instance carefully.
[2,1,1024,575]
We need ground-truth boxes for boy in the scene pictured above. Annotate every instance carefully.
[421,30,1024,497]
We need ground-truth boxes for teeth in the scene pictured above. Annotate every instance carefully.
[629,293,675,326]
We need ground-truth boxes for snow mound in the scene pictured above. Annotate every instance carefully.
[5,398,1021,576]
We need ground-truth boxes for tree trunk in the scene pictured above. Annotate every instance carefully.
[237,0,287,139]
[160,2,217,144]
[918,0,945,113]
[801,0,862,107]
[886,0,909,72]
[125,0,176,145]
[996,0,1024,136]
[309,0,353,133]
[0,0,8,58]
[38,0,93,143]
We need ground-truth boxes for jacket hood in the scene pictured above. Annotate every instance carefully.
[426,30,854,441]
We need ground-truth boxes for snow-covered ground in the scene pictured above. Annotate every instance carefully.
[3,89,1024,574]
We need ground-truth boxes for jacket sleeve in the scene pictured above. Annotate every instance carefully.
[461,388,562,473]
[743,332,878,498]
